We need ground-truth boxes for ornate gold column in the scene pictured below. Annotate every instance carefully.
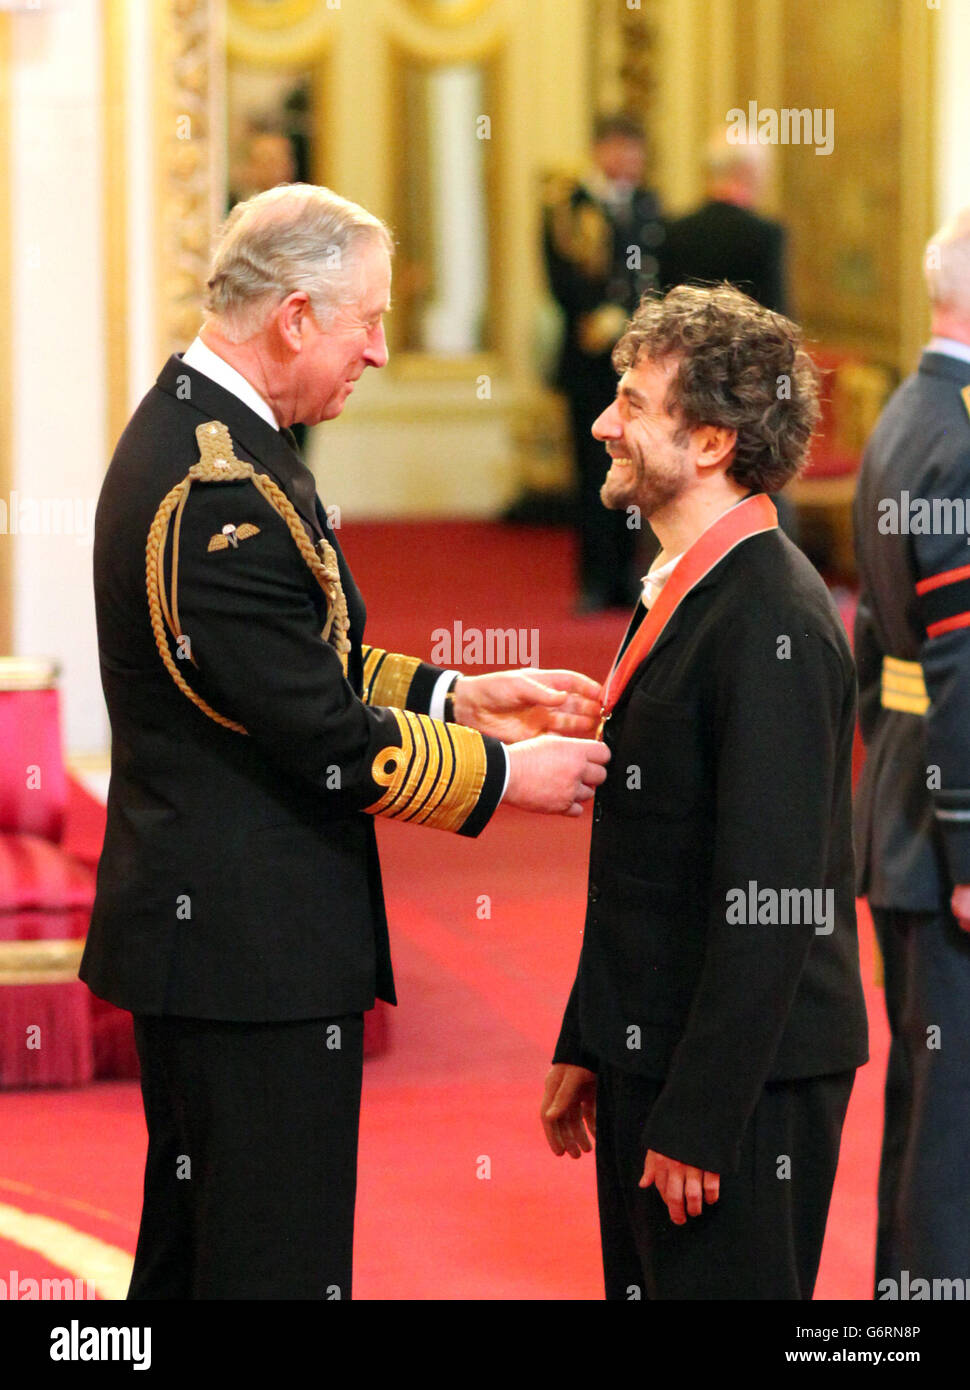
[653,0,703,213]
[899,1,936,370]
[153,0,224,363]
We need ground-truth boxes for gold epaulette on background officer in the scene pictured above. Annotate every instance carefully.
[880,656,929,715]
[543,169,610,281]
[146,419,350,734]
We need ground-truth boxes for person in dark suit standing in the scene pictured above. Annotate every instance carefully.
[80,183,610,1300]
[657,133,788,314]
[853,209,970,1295]
[658,133,798,545]
[540,284,868,1300]
[543,113,666,612]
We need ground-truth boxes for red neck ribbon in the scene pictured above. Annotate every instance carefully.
[599,492,778,729]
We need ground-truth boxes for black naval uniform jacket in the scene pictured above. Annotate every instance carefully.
[80,357,507,1022]
[657,199,788,315]
[854,349,970,910]
[543,178,665,398]
[554,521,869,1175]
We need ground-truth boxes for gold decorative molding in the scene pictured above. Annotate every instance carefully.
[0,940,86,986]
[0,656,60,691]
[0,13,12,654]
[591,0,660,137]
[617,0,659,135]
[226,5,334,191]
[103,0,129,454]
[232,0,318,29]
[389,350,500,383]
[405,0,498,27]
[154,0,222,362]
[898,0,936,372]
[384,0,507,63]
[227,0,338,64]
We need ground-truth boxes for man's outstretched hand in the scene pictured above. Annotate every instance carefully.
[541,1064,597,1157]
[640,1150,720,1225]
[504,735,609,817]
[453,670,602,742]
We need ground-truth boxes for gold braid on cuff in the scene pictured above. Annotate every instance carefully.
[146,420,351,735]
[360,646,424,709]
[365,707,488,833]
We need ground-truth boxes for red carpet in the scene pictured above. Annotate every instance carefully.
[0,521,888,1299]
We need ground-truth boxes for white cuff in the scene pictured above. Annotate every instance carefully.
[500,746,510,800]
[430,669,460,721]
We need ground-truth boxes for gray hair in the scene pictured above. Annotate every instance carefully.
[925,208,970,320]
[205,183,394,342]
[706,127,771,185]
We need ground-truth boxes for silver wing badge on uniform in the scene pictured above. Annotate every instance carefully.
[207,523,261,552]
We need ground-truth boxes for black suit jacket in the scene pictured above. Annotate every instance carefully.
[80,357,506,1021]
[554,522,868,1173]
[854,350,970,910]
[657,199,788,314]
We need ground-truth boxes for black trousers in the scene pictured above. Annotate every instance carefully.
[872,906,970,1290]
[129,1013,364,1300]
[595,1063,855,1300]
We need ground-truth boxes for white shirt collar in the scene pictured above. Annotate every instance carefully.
[926,336,970,366]
[640,550,683,609]
[181,336,280,432]
[639,497,762,608]
[584,168,635,214]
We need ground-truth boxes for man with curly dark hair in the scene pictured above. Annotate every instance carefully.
[541,284,869,1300]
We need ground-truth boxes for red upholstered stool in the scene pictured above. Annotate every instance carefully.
[0,659,96,1087]
[60,772,140,1079]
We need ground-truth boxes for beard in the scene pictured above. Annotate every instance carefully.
[599,446,689,518]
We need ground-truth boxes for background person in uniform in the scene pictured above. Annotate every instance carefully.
[543,112,665,612]
[80,183,610,1300]
[540,284,868,1300]
[854,208,970,1293]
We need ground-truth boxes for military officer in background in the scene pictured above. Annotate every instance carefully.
[81,183,610,1300]
[543,112,665,611]
[854,207,970,1293]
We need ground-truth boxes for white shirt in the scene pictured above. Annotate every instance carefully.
[180,337,494,783]
[926,336,970,366]
[640,550,684,610]
[585,168,635,219]
[640,498,767,609]
[182,336,280,431]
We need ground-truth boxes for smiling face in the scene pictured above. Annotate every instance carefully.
[296,237,392,424]
[593,355,693,519]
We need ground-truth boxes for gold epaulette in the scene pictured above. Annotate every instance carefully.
[541,171,580,210]
[962,384,970,423]
[544,175,610,280]
[364,707,488,834]
[146,420,350,734]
